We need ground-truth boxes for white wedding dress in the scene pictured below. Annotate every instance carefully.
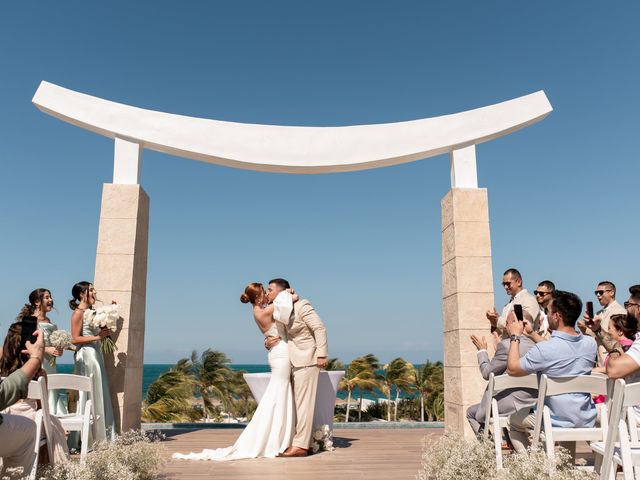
[173,316,295,461]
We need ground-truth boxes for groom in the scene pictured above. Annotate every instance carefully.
[265,278,328,457]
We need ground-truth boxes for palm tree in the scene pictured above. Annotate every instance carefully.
[141,369,198,422]
[339,357,379,422]
[326,357,345,371]
[356,354,381,421]
[382,357,414,421]
[182,349,235,420]
[424,364,444,421]
[228,369,255,421]
[413,360,444,422]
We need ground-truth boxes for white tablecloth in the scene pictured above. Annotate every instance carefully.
[243,370,345,429]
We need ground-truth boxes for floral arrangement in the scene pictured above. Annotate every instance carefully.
[39,430,165,480]
[311,424,334,453]
[86,304,119,354]
[47,330,73,367]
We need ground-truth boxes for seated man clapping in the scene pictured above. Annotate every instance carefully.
[466,310,537,438]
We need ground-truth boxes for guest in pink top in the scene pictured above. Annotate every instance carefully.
[593,314,637,403]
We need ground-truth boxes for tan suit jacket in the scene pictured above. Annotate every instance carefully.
[277,299,328,368]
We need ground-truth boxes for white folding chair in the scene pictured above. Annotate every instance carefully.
[591,379,640,480]
[482,372,538,469]
[531,373,608,462]
[46,373,96,462]
[25,376,53,480]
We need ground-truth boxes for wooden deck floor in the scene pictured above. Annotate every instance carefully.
[159,428,436,479]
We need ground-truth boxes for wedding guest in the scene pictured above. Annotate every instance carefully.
[0,322,70,465]
[533,280,555,338]
[466,310,537,437]
[69,281,115,447]
[591,313,637,403]
[17,288,69,415]
[486,268,540,335]
[581,281,627,365]
[0,328,44,478]
[604,286,640,387]
[506,290,597,455]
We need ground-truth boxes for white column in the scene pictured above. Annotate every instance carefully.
[113,137,143,185]
[449,145,478,189]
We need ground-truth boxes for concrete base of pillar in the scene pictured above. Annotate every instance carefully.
[94,184,149,432]
[441,188,494,438]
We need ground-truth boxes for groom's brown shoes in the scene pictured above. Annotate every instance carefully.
[280,446,308,457]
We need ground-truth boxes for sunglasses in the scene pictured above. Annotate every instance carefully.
[534,290,550,297]
[625,301,639,309]
[594,289,613,296]
[502,282,512,287]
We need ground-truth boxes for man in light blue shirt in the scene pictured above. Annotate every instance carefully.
[505,290,597,453]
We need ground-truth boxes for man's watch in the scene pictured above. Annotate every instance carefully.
[510,335,521,343]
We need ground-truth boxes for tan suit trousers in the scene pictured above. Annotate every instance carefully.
[0,413,37,477]
[291,365,320,449]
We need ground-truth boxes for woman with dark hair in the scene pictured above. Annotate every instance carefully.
[69,281,115,446]
[174,282,297,461]
[0,322,70,465]
[18,288,69,415]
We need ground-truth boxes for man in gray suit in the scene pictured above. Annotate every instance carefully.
[265,278,328,457]
[466,311,537,437]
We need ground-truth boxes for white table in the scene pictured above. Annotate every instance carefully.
[243,370,345,430]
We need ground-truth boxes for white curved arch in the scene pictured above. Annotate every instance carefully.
[33,81,551,174]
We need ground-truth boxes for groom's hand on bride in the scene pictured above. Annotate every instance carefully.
[264,336,281,350]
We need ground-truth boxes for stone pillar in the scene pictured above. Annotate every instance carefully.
[94,183,149,432]
[441,188,494,438]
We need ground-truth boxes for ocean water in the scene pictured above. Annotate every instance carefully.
[57,364,271,398]
[56,364,414,401]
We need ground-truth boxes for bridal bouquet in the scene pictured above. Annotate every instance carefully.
[87,304,119,354]
[311,424,334,453]
[47,329,73,367]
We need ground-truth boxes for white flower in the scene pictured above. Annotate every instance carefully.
[322,424,330,434]
[324,440,333,449]
[49,330,73,349]
[313,430,324,441]
[311,443,320,454]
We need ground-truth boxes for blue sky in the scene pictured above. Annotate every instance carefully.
[0,1,638,364]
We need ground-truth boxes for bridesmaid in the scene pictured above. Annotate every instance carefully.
[69,281,115,446]
[16,288,68,415]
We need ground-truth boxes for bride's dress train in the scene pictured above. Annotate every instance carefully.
[172,322,295,461]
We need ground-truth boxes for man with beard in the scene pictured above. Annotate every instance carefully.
[604,285,640,387]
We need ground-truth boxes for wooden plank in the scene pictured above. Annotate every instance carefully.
[160,428,434,480]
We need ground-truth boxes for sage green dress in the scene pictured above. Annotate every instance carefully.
[39,321,69,416]
[70,309,115,448]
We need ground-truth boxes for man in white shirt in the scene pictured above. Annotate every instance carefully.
[581,281,628,365]
[486,268,540,336]
[533,280,555,338]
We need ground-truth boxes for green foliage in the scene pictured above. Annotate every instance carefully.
[141,370,200,422]
[142,349,241,423]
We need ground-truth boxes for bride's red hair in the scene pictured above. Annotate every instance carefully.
[240,283,264,305]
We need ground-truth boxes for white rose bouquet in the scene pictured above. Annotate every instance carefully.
[311,424,334,453]
[47,329,73,367]
[87,304,119,354]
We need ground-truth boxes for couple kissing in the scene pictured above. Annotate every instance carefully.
[173,278,328,461]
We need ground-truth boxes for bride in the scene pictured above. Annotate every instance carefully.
[173,282,296,461]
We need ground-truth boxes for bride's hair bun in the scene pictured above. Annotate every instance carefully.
[240,283,263,305]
